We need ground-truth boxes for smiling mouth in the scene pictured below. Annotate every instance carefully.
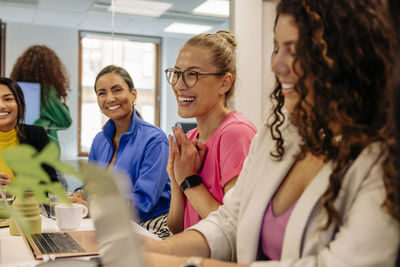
[178,96,196,103]
[107,105,120,110]
[0,112,10,116]
[281,83,295,89]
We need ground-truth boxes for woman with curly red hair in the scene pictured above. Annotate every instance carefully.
[10,45,72,147]
[144,0,400,266]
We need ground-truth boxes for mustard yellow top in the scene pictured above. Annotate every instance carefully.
[0,129,19,179]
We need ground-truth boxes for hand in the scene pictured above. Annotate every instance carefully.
[0,173,12,186]
[192,138,207,172]
[171,127,206,185]
[167,134,178,187]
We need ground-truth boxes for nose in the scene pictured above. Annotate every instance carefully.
[105,91,116,103]
[173,73,188,91]
[271,51,290,78]
[0,100,6,109]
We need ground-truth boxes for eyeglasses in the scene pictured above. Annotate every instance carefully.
[165,68,225,88]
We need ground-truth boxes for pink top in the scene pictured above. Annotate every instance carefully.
[183,111,257,229]
[260,200,297,260]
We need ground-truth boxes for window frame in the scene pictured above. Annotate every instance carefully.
[78,30,162,157]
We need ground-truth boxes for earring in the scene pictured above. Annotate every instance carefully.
[132,101,136,107]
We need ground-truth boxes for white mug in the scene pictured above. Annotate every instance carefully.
[55,203,88,231]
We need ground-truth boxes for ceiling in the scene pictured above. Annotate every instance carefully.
[0,0,230,37]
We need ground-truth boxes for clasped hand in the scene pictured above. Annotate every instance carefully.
[167,126,207,186]
[0,173,12,186]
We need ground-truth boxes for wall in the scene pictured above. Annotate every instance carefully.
[261,1,277,124]
[230,0,276,129]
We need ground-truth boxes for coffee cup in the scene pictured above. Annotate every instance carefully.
[48,192,72,219]
[55,203,88,231]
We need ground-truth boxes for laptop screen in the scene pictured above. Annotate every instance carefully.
[17,82,41,124]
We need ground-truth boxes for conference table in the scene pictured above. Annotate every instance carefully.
[0,215,157,266]
[0,216,96,267]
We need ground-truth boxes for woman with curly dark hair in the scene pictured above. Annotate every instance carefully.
[143,0,400,266]
[10,45,72,146]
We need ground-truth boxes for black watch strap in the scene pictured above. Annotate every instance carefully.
[180,175,202,193]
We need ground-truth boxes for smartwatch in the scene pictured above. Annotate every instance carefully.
[179,175,202,193]
[180,257,203,267]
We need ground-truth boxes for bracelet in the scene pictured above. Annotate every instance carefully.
[179,175,202,193]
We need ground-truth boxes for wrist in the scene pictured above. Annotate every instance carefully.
[179,175,202,193]
[180,257,203,267]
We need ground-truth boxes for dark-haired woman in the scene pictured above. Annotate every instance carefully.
[144,0,400,266]
[0,78,58,185]
[89,65,171,238]
[10,45,72,147]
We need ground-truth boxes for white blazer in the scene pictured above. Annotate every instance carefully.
[191,123,399,266]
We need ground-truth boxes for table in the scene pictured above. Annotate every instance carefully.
[0,216,95,267]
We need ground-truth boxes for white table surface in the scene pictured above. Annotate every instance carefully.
[0,216,95,267]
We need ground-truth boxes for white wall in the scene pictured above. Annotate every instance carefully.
[262,1,277,124]
[230,0,263,129]
[230,0,276,129]
[5,23,79,160]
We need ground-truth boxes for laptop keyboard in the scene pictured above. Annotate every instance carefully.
[31,232,86,254]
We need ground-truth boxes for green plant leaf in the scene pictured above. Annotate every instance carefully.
[2,143,80,204]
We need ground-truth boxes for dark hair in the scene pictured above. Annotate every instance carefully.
[0,78,26,134]
[269,0,398,228]
[94,65,135,92]
[10,45,69,103]
[183,30,237,106]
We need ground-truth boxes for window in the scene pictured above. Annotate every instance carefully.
[78,32,161,156]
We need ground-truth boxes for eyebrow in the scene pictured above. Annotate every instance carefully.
[274,40,297,46]
[173,66,202,71]
[111,84,123,90]
[2,94,14,97]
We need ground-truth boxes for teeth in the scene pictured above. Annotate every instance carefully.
[281,83,294,89]
[0,112,9,116]
[178,96,195,103]
[107,105,120,110]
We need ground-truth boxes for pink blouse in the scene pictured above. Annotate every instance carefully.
[260,200,297,260]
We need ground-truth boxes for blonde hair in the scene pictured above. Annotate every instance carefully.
[183,30,238,105]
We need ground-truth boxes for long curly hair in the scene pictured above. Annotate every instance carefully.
[10,45,69,103]
[269,0,399,228]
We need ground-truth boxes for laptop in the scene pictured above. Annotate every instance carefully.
[18,228,99,260]
[16,162,145,265]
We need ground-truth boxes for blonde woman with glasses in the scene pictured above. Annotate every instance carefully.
[165,31,257,234]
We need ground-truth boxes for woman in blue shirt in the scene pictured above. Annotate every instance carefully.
[90,65,171,238]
